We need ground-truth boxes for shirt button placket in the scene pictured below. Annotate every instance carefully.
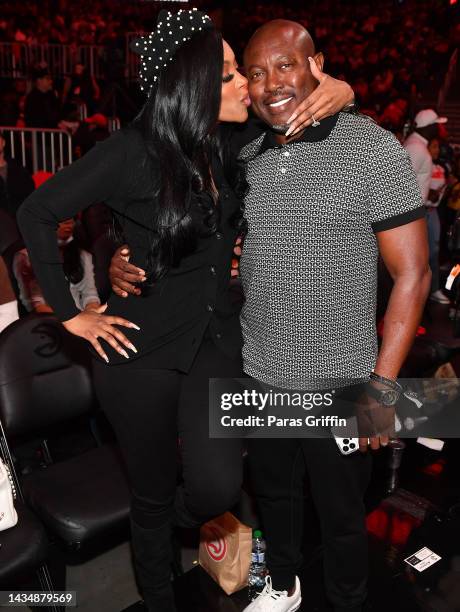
[278,148,290,176]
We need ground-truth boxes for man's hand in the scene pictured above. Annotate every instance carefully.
[109,245,146,298]
[359,433,391,453]
[355,383,396,453]
[285,59,355,137]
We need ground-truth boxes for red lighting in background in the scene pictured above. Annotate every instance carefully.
[367,507,422,547]
[422,458,446,477]
[450,0,458,5]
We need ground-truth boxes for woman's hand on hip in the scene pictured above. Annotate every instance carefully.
[62,303,140,363]
[285,59,355,137]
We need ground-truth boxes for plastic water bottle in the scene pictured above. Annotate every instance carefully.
[248,529,267,600]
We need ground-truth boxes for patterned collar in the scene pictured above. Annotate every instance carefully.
[258,113,340,155]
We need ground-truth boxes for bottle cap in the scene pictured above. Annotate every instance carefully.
[253,529,262,538]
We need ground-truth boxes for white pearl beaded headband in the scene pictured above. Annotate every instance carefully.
[130,8,214,93]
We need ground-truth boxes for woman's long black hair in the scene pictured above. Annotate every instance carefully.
[129,27,247,282]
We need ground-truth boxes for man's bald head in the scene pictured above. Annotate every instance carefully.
[244,20,316,64]
[243,19,323,136]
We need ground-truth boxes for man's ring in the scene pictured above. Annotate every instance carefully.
[311,114,320,127]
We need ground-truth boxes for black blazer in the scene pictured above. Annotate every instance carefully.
[17,127,247,370]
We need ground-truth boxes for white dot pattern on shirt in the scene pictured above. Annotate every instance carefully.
[238,113,423,390]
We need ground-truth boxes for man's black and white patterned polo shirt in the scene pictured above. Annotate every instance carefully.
[238,112,425,390]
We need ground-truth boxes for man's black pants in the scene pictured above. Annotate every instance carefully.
[248,436,372,611]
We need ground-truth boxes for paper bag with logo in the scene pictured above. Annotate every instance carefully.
[199,512,252,595]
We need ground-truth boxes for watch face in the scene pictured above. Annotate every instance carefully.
[382,390,399,406]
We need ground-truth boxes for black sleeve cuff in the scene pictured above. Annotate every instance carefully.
[371,206,426,233]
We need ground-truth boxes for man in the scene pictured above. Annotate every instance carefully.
[24,67,61,129]
[404,109,447,202]
[109,20,430,612]
[404,108,449,304]
[237,21,429,612]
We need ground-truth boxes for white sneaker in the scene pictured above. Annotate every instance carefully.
[243,576,302,612]
[430,290,450,304]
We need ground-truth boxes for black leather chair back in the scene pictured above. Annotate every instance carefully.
[0,314,96,437]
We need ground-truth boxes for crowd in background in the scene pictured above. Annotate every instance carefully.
[1,0,460,332]
[0,0,459,130]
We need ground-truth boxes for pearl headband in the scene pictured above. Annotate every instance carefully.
[130,8,214,93]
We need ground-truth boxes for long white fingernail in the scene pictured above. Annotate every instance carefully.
[103,354,109,363]
[130,324,141,330]
[120,349,129,359]
[129,343,137,353]
[285,125,294,136]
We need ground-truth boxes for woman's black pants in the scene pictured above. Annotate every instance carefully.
[92,337,244,611]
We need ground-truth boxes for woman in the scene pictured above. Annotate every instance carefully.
[17,9,353,611]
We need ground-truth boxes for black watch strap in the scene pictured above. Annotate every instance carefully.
[369,371,402,392]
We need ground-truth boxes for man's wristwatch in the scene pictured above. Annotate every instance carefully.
[367,372,403,406]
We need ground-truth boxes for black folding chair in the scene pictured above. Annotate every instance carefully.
[0,313,131,592]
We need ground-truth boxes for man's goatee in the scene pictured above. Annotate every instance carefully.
[271,124,290,135]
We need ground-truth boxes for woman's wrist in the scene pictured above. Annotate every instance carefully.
[342,92,358,113]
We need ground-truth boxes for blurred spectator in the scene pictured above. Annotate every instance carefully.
[0,208,20,257]
[404,109,447,201]
[13,218,100,313]
[73,113,109,157]
[0,80,27,126]
[58,102,82,136]
[62,62,101,115]
[404,110,450,303]
[24,66,60,128]
[16,92,27,127]
[0,255,18,333]
[0,130,35,218]
[447,156,460,222]
[425,137,449,304]
[0,208,22,326]
[380,98,408,133]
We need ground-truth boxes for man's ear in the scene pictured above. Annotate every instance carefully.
[313,52,324,72]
